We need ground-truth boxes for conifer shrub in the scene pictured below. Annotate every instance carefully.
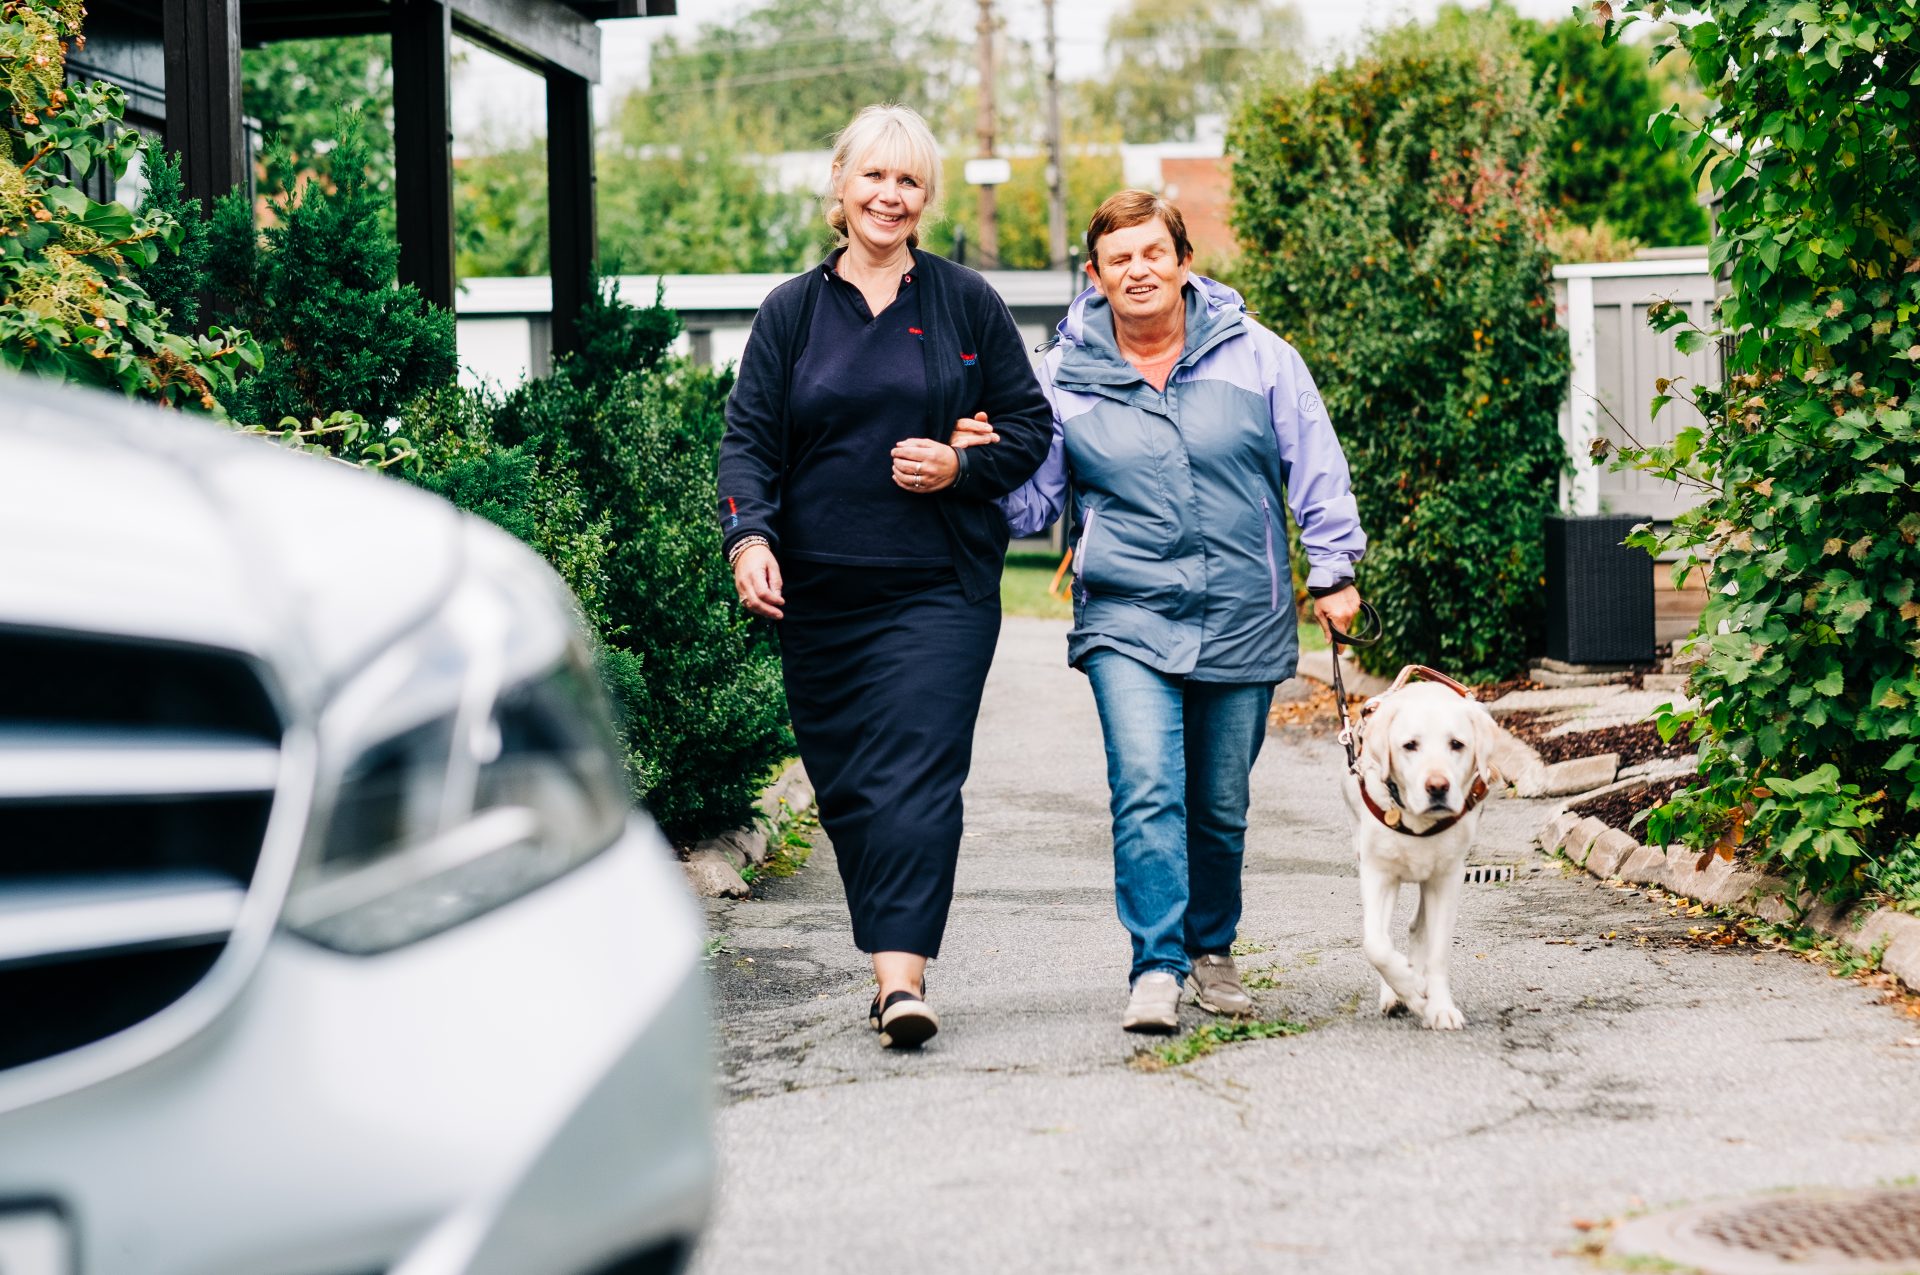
[406,286,790,843]
[208,113,455,429]
[1230,14,1569,679]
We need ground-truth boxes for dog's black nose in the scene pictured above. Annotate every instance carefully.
[1426,778,1451,798]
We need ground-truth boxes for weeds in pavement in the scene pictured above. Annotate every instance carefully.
[1230,937,1270,957]
[702,935,735,963]
[747,797,818,884]
[1130,1018,1310,1072]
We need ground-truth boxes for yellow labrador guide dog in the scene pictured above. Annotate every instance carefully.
[1338,665,1542,1031]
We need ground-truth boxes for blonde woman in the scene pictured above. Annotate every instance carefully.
[715,104,1052,1048]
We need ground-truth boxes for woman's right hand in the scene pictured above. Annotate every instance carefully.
[949,411,999,451]
[734,544,785,620]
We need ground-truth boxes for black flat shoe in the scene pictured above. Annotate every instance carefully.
[877,989,939,1049]
[869,979,927,1033]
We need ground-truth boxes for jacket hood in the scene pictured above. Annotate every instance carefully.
[1053,274,1248,385]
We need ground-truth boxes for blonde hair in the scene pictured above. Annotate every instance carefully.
[826,104,942,248]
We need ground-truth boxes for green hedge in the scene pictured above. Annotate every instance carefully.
[407,289,791,843]
[1229,14,1569,679]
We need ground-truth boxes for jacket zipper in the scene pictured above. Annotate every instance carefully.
[1260,497,1279,612]
[1075,505,1096,584]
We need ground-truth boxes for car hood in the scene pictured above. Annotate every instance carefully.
[0,378,465,710]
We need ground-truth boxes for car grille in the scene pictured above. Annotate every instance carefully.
[0,626,282,1071]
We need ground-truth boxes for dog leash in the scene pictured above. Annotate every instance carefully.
[1324,601,1382,772]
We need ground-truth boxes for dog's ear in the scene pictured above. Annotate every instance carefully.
[1470,702,1545,795]
[1359,696,1400,784]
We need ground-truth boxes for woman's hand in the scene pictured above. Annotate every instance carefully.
[891,438,960,493]
[949,411,999,451]
[733,543,785,620]
[1313,584,1362,641]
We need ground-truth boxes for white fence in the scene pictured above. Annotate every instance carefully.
[1554,255,1720,522]
[454,271,1085,391]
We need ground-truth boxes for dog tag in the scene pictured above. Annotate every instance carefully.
[1383,808,1401,828]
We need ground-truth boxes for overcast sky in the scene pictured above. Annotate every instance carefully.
[452,0,1582,146]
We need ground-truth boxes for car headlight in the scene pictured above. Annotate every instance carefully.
[283,526,630,955]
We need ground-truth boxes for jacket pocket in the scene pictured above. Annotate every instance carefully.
[1074,505,1097,586]
[1260,497,1279,612]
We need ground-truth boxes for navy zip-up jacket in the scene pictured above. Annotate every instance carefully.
[716,249,1054,604]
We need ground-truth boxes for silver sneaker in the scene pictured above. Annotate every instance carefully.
[1185,954,1254,1016]
[1121,971,1182,1033]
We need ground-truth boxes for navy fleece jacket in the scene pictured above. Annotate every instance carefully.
[716,248,1054,604]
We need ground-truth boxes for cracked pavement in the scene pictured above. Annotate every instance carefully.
[691,617,1920,1275]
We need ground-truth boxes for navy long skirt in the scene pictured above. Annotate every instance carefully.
[777,560,1000,957]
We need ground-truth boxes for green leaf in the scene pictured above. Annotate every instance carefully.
[1814,667,1845,697]
[1675,329,1709,355]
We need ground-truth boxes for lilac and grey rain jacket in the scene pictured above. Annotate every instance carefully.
[1000,275,1366,683]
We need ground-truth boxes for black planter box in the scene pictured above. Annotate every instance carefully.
[1545,514,1655,665]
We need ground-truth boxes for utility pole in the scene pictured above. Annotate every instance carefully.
[975,0,998,267]
[1042,0,1068,270]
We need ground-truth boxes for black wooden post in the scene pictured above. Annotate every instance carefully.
[546,68,596,359]
[161,0,244,213]
[392,0,456,310]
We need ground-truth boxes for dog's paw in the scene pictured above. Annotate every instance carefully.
[1422,1000,1466,1031]
[1378,983,1411,1017]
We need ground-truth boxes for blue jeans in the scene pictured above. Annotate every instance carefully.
[1082,648,1274,985]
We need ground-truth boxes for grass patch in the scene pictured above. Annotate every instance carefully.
[1229,937,1271,956]
[1003,551,1335,655]
[1002,551,1073,620]
[1132,1017,1311,1071]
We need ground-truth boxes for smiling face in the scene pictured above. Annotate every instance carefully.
[1086,215,1192,331]
[836,155,928,259]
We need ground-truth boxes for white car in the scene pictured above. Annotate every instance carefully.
[0,378,714,1275]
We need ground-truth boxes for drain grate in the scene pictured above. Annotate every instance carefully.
[1612,1188,1920,1274]
[1462,863,1515,885]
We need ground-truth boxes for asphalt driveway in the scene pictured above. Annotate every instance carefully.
[693,616,1920,1275]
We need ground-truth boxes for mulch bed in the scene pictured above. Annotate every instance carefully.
[1499,712,1693,769]
[1565,774,1690,835]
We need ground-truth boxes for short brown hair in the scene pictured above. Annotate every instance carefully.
[1085,190,1193,270]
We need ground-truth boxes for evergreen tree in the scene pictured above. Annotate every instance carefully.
[209,112,456,427]
[1513,12,1708,246]
[133,151,208,331]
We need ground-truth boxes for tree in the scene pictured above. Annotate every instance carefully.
[599,101,822,275]
[241,36,395,199]
[1230,11,1568,679]
[921,150,1123,271]
[637,0,966,152]
[1081,0,1304,143]
[1605,0,1920,907]
[208,112,455,427]
[1512,12,1707,247]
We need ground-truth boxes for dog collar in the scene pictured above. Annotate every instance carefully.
[1360,774,1490,838]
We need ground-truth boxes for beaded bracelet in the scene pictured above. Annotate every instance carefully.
[726,534,770,567]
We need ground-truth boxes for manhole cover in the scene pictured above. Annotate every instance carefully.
[1612,1188,1920,1274]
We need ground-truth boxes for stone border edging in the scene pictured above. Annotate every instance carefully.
[683,760,815,900]
[1536,808,1920,996]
